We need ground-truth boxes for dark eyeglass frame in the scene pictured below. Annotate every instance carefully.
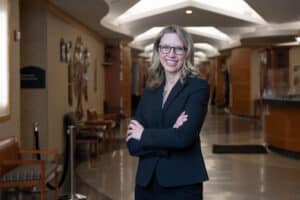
[158,45,187,55]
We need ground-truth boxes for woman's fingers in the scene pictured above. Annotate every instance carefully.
[130,120,141,126]
[173,119,187,128]
[128,123,135,130]
[126,120,144,141]
[173,111,188,128]
[126,128,133,141]
[126,134,133,142]
[128,120,140,129]
[177,113,188,123]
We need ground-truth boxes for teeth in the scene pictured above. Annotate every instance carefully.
[166,60,177,65]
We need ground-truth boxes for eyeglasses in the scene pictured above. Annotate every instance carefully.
[158,45,186,55]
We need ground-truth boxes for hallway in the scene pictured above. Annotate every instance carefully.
[76,107,300,200]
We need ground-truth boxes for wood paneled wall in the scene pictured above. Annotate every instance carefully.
[215,57,226,106]
[121,45,132,117]
[208,59,217,104]
[137,58,148,95]
[230,48,252,116]
[265,105,300,153]
[104,46,121,113]
[270,47,289,96]
[104,44,132,116]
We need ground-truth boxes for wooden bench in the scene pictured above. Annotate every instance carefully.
[86,109,118,140]
[77,123,106,156]
[0,137,60,200]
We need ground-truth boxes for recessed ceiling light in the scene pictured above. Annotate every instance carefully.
[185,9,193,15]
[295,36,300,43]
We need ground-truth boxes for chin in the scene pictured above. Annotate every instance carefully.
[165,67,181,74]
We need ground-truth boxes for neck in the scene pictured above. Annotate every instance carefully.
[165,72,180,89]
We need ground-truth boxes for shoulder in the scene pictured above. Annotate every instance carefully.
[185,77,209,91]
[185,77,210,103]
[141,85,162,97]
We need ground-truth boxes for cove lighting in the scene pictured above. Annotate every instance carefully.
[192,0,265,24]
[115,0,186,24]
[115,0,266,25]
[194,43,218,54]
[276,41,299,46]
[139,52,152,58]
[134,26,231,44]
[194,51,207,58]
[194,57,207,64]
[186,27,232,42]
[133,27,163,42]
[144,44,154,52]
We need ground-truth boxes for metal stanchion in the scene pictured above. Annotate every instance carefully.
[64,125,87,200]
[33,122,41,160]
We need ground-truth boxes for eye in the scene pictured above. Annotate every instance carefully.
[158,45,171,53]
[159,45,170,50]
[158,45,186,55]
[174,47,185,54]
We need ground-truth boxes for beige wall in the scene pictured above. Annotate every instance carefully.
[46,10,105,151]
[20,0,48,150]
[0,0,20,141]
[20,0,105,152]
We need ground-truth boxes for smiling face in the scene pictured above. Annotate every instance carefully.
[158,33,186,78]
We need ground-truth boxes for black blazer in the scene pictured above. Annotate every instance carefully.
[127,77,209,187]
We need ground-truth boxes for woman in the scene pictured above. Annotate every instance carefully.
[127,25,210,200]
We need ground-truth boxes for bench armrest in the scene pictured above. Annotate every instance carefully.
[79,124,107,131]
[19,149,58,155]
[98,113,116,119]
[19,149,60,163]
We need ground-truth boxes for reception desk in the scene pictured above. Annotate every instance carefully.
[263,97,300,153]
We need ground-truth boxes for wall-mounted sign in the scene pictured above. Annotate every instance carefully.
[21,66,45,88]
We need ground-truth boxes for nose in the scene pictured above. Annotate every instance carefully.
[168,47,176,57]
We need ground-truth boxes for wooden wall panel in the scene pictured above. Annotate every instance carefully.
[208,59,217,104]
[121,45,132,117]
[138,58,148,94]
[215,58,226,106]
[265,105,300,153]
[104,46,121,113]
[104,44,132,116]
[230,48,252,116]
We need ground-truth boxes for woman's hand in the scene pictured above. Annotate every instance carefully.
[173,111,188,128]
[126,120,144,142]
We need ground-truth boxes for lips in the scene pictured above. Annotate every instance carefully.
[165,60,178,66]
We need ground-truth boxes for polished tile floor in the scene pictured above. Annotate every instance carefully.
[2,107,300,199]
[76,107,300,200]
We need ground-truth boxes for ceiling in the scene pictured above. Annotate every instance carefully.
[49,0,300,61]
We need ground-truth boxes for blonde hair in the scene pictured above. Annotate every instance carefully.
[146,25,199,89]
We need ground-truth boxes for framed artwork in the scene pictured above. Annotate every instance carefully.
[60,36,90,118]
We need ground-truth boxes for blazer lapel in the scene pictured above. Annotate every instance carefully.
[163,80,185,112]
[154,84,164,127]
[156,84,164,109]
